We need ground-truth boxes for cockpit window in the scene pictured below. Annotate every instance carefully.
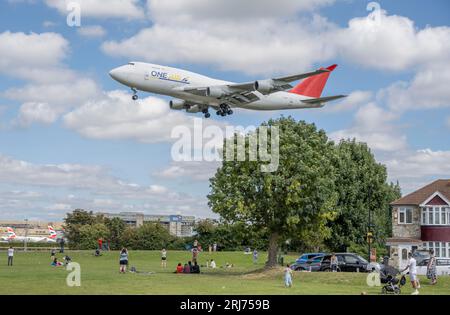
[128,62,135,66]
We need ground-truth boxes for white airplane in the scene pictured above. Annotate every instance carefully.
[1,226,57,243]
[109,62,346,118]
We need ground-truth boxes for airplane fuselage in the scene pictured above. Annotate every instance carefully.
[109,62,317,110]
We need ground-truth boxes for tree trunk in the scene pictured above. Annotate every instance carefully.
[265,232,279,268]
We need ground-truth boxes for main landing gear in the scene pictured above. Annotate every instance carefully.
[202,108,211,119]
[131,88,138,101]
[216,104,233,117]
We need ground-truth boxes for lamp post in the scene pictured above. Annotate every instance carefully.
[24,218,28,252]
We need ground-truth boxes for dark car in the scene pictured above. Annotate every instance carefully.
[320,253,369,272]
[291,255,324,272]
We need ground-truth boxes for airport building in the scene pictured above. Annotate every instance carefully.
[0,220,64,237]
[99,212,195,237]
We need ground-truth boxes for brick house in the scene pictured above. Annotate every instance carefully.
[387,179,450,269]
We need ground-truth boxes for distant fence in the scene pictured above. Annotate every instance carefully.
[0,247,68,252]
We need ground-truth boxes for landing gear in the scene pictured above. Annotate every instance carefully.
[131,88,138,101]
[202,108,211,119]
[216,104,233,117]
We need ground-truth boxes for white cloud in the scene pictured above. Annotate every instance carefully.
[45,0,144,19]
[324,90,372,113]
[330,103,407,152]
[0,31,69,81]
[334,10,450,71]
[155,161,220,181]
[102,12,334,75]
[147,0,335,22]
[77,25,107,38]
[380,64,450,113]
[16,102,58,126]
[63,90,227,143]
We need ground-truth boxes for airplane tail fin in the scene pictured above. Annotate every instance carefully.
[6,227,16,239]
[48,226,57,239]
[290,64,337,98]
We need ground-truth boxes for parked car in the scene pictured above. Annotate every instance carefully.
[291,255,324,271]
[320,253,370,272]
[295,253,325,264]
[416,258,450,276]
[413,250,430,265]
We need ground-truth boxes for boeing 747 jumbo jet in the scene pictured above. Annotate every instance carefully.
[109,62,346,118]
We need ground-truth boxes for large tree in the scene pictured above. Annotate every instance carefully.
[208,117,338,267]
[326,139,401,252]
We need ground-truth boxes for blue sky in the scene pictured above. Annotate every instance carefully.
[0,0,450,221]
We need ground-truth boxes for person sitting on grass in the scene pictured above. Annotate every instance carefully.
[175,263,183,273]
[51,257,62,267]
[183,263,191,273]
[191,261,200,274]
[63,255,72,264]
[210,259,216,269]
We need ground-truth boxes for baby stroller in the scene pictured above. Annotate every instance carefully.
[380,268,406,295]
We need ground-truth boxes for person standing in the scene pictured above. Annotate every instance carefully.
[119,248,129,273]
[161,248,167,268]
[7,246,14,266]
[253,249,258,264]
[402,252,419,295]
[427,249,437,285]
[284,264,293,288]
[213,242,217,252]
[208,244,212,255]
[330,253,338,272]
[59,237,65,253]
[98,238,103,251]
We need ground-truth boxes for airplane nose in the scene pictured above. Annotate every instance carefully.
[109,66,129,83]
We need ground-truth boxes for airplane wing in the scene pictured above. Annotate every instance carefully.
[301,95,347,107]
[180,68,330,107]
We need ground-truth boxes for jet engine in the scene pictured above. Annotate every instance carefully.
[254,79,276,94]
[169,100,186,110]
[206,86,227,98]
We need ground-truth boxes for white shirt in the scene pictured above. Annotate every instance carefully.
[210,261,216,268]
[408,257,417,274]
[8,248,14,257]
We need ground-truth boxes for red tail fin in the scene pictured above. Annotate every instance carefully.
[290,64,337,98]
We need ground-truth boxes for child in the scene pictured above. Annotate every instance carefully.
[119,248,129,273]
[284,264,293,288]
[175,263,183,273]
[161,248,167,268]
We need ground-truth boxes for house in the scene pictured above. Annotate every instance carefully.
[387,179,450,270]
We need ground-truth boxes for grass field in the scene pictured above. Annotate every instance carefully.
[1,250,449,295]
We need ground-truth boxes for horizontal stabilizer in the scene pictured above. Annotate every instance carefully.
[301,95,347,105]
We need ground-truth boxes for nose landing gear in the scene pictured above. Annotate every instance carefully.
[131,88,138,101]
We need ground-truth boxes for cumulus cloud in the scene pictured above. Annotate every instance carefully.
[0,31,69,81]
[45,0,144,19]
[155,161,220,182]
[77,25,107,38]
[0,31,100,125]
[330,103,407,152]
[63,90,227,143]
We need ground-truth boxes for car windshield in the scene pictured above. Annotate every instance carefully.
[357,255,368,264]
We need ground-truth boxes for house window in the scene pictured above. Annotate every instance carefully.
[442,208,447,225]
[434,207,440,224]
[398,207,413,224]
[428,208,434,225]
[402,248,408,260]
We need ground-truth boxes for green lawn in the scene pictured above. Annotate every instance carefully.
[1,250,449,295]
